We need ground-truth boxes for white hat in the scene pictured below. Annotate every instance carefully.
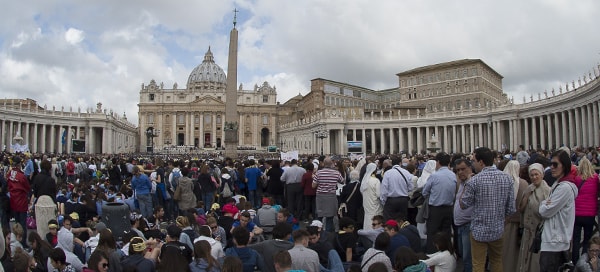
[310,220,323,228]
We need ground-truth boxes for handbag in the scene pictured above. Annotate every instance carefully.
[222,183,233,198]
[529,221,543,253]
[173,184,182,201]
[26,215,37,229]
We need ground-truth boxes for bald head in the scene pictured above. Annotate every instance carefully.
[323,157,334,168]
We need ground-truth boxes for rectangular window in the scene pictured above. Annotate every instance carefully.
[263,115,268,125]
[149,94,155,101]
[177,114,184,124]
[263,95,268,103]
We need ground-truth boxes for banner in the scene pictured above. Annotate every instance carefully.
[349,153,365,161]
[280,150,299,162]
[11,143,29,153]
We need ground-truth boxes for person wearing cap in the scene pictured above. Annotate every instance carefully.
[218,201,239,245]
[256,197,277,235]
[383,219,410,266]
[7,155,30,247]
[422,152,456,254]
[281,159,307,220]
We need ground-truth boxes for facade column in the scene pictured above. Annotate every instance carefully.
[452,125,458,153]
[562,111,568,147]
[592,102,600,146]
[24,123,30,149]
[416,127,422,154]
[0,120,5,151]
[40,124,46,153]
[58,126,64,153]
[553,113,560,149]
[425,126,430,152]
[523,118,529,149]
[570,109,577,147]
[171,113,176,146]
[88,126,94,154]
[571,107,581,147]
[362,129,367,154]
[398,128,404,153]
[380,128,385,154]
[444,126,450,153]
[50,125,55,153]
[212,112,218,148]
[478,123,483,148]
[470,123,475,152]
[67,126,73,153]
[531,117,537,150]
[434,126,440,147]
[508,121,514,152]
[199,112,204,147]
[407,127,413,154]
[586,105,593,147]
[461,125,466,153]
[539,116,545,150]
[390,128,396,154]
[546,115,553,150]
[578,106,585,147]
[32,124,38,153]
[371,128,376,154]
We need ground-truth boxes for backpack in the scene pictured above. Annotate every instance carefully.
[66,161,75,173]
[182,229,198,242]
[169,171,181,192]
[190,168,199,181]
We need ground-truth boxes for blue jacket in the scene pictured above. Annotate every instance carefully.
[131,173,152,195]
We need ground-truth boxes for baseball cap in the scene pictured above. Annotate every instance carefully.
[310,220,323,228]
[262,197,270,205]
[384,219,398,228]
[222,203,239,215]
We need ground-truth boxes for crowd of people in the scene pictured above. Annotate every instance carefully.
[0,144,598,272]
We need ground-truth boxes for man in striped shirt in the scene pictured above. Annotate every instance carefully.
[312,157,343,232]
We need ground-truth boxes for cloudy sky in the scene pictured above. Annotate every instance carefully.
[1,0,599,125]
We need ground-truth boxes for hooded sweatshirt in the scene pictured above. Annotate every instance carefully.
[194,236,225,261]
[189,258,220,272]
[224,247,265,272]
[47,228,83,272]
[539,174,578,252]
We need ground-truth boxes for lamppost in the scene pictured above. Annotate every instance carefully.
[315,125,329,156]
[279,140,284,152]
[145,127,156,153]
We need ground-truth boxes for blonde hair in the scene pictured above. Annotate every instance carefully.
[176,216,190,228]
[578,157,595,180]
[12,222,24,237]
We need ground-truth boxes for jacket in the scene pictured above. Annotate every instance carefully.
[539,176,578,252]
[189,258,219,272]
[32,170,57,202]
[575,173,598,217]
[176,177,197,210]
[7,167,30,212]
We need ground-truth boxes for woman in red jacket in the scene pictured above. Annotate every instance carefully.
[573,157,599,263]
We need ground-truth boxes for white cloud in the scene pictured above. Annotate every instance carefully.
[0,0,599,126]
[64,28,85,45]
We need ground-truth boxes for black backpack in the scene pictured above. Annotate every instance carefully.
[183,228,198,242]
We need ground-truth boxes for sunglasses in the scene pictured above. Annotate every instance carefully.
[101,263,109,268]
[551,162,560,168]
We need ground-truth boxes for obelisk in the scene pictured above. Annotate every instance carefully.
[224,10,239,158]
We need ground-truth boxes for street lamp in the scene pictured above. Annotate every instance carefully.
[315,125,329,156]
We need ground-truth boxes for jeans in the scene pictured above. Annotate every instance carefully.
[248,190,258,208]
[471,234,503,272]
[136,194,153,218]
[14,211,27,246]
[322,216,335,232]
[203,192,215,213]
[457,224,472,272]
[573,215,595,263]
[540,251,568,272]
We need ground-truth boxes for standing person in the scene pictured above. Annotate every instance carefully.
[501,160,529,272]
[460,147,515,272]
[301,163,317,222]
[338,170,362,225]
[175,171,197,215]
[380,156,414,221]
[572,157,599,263]
[360,163,382,231]
[7,155,30,247]
[453,159,474,272]
[281,159,306,219]
[538,150,578,272]
[312,157,343,232]
[516,163,550,272]
[265,160,285,207]
[516,145,530,166]
[422,152,456,253]
[245,160,263,208]
[108,158,122,191]
[32,159,58,202]
[131,166,153,218]
[197,164,217,213]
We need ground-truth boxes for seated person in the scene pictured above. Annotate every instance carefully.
[335,217,359,263]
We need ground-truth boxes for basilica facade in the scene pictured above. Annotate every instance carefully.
[137,48,279,152]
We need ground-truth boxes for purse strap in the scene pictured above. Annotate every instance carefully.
[345,182,359,204]
[361,251,383,269]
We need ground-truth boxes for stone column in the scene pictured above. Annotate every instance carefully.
[362,129,367,154]
[407,127,413,154]
[461,125,466,153]
[171,114,176,146]
[102,126,108,153]
[398,128,404,153]
[546,115,553,150]
[40,124,46,153]
[553,113,560,149]
[562,111,568,148]
[452,125,458,153]
[212,112,218,148]
[477,123,483,148]
[586,105,593,147]
[579,106,586,147]
[572,109,579,147]
[0,120,5,151]
[371,128,376,154]
[470,123,475,152]
[66,126,72,153]
[593,102,599,147]
[33,123,38,153]
[539,116,546,150]
[531,117,538,150]
[49,125,55,153]
[444,126,450,153]
[425,126,430,153]
[416,127,422,154]
[389,128,395,154]
[88,126,94,154]
[524,118,529,149]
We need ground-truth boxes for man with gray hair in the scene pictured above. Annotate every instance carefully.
[281,159,306,219]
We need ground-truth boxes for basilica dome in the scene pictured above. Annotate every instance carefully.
[186,47,227,89]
